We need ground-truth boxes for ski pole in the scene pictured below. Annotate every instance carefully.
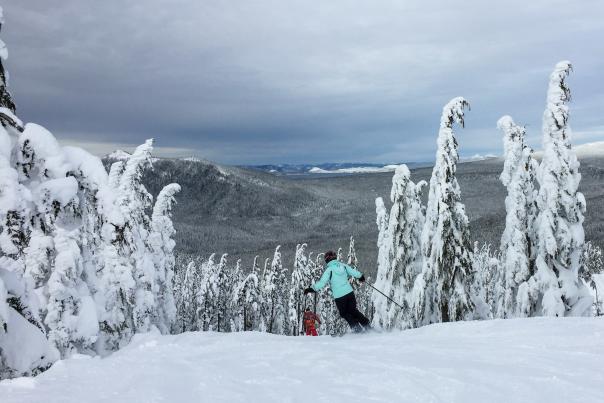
[365,282,405,310]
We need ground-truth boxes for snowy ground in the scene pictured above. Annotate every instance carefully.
[2,317,603,403]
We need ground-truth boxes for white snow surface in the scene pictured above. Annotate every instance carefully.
[573,141,604,157]
[2,317,603,403]
[309,164,400,174]
[106,150,131,160]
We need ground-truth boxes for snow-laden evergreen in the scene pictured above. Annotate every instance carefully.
[528,61,591,317]
[260,246,284,333]
[232,256,262,331]
[347,236,357,267]
[288,244,311,335]
[175,260,198,332]
[471,243,499,319]
[372,165,425,329]
[495,116,538,318]
[195,254,217,331]
[412,97,476,325]
[580,242,603,316]
[371,197,390,327]
[0,8,180,377]
[229,259,245,331]
[150,184,181,333]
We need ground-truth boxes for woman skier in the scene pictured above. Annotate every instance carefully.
[304,250,371,333]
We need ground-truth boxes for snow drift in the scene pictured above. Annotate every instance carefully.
[1,317,602,403]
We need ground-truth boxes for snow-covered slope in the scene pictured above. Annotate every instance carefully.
[574,141,604,158]
[105,149,131,160]
[2,317,603,403]
[533,141,604,159]
[309,164,400,174]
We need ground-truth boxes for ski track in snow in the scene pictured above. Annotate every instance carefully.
[2,317,603,403]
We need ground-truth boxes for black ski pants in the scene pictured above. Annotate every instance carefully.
[334,292,370,332]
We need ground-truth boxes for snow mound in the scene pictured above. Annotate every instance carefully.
[2,317,603,403]
[106,150,131,160]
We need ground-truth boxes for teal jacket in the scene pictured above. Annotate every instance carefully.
[312,260,363,299]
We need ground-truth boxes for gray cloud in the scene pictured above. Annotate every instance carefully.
[2,0,603,164]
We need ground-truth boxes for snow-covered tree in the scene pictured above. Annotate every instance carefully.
[337,248,344,262]
[261,246,286,333]
[372,197,390,326]
[258,257,271,332]
[214,253,230,332]
[527,61,591,317]
[99,139,179,348]
[471,243,499,318]
[0,266,58,379]
[580,242,603,316]
[373,166,425,329]
[196,254,217,331]
[176,260,199,332]
[119,140,156,333]
[0,8,181,375]
[15,126,99,356]
[412,97,475,326]
[233,256,262,331]
[274,249,289,334]
[288,244,311,335]
[0,8,22,134]
[347,236,357,267]
[149,183,181,334]
[494,116,538,318]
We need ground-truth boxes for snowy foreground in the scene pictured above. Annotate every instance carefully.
[2,318,603,403]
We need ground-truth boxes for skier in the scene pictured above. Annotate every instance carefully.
[302,308,321,336]
[304,250,371,333]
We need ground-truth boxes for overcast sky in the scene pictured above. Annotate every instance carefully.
[2,1,603,164]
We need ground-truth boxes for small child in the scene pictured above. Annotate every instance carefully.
[303,308,321,336]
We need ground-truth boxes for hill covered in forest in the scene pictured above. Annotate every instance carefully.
[131,154,604,273]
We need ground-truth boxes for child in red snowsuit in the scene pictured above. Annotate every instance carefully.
[303,308,321,336]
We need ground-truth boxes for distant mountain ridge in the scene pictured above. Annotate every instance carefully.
[242,161,432,175]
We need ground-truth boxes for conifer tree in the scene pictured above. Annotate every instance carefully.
[373,166,425,329]
[372,197,390,327]
[150,184,181,333]
[347,236,357,267]
[120,140,156,333]
[471,243,499,318]
[412,97,475,325]
[215,253,230,332]
[494,116,538,318]
[233,256,261,331]
[274,248,289,334]
[177,260,198,332]
[288,244,310,335]
[580,242,603,316]
[196,254,217,331]
[260,249,278,333]
[528,61,591,316]
[0,9,21,134]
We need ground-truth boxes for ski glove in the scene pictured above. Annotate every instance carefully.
[359,275,366,283]
[304,287,316,295]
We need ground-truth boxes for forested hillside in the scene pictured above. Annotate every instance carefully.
[137,156,604,274]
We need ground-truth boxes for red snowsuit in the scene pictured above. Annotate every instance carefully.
[303,311,321,336]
